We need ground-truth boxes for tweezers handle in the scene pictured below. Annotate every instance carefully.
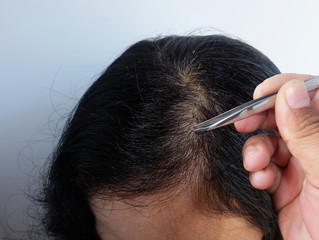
[193,76,319,133]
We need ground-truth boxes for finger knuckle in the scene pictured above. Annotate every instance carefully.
[289,113,319,146]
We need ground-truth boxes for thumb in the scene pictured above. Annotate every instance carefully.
[276,79,319,186]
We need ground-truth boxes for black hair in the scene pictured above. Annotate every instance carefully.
[40,35,282,239]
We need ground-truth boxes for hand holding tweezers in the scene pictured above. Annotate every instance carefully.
[193,76,319,134]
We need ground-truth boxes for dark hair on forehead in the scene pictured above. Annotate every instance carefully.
[41,35,281,239]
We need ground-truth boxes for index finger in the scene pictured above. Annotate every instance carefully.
[253,73,314,99]
[235,73,314,133]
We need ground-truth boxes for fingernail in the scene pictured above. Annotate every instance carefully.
[250,172,256,182]
[243,146,256,169]
[285,81,310,109]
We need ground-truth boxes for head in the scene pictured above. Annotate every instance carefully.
[41,35,281,239]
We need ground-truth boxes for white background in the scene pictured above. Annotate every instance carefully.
[1,0,319,238]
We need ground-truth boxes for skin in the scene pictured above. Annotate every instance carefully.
[235,73,319,240]
[90,190,262,240]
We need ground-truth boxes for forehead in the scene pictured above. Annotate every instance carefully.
[90,192,262,240]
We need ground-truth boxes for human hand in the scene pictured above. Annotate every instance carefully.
[235,73,319,240]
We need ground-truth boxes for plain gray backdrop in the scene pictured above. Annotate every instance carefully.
[1,0,319,238]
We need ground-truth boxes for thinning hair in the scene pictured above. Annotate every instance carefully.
[40,35,281,239]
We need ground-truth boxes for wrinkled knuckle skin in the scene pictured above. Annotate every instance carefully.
[288,113,319,149]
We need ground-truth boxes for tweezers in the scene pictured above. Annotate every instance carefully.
[193,76,319,133]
